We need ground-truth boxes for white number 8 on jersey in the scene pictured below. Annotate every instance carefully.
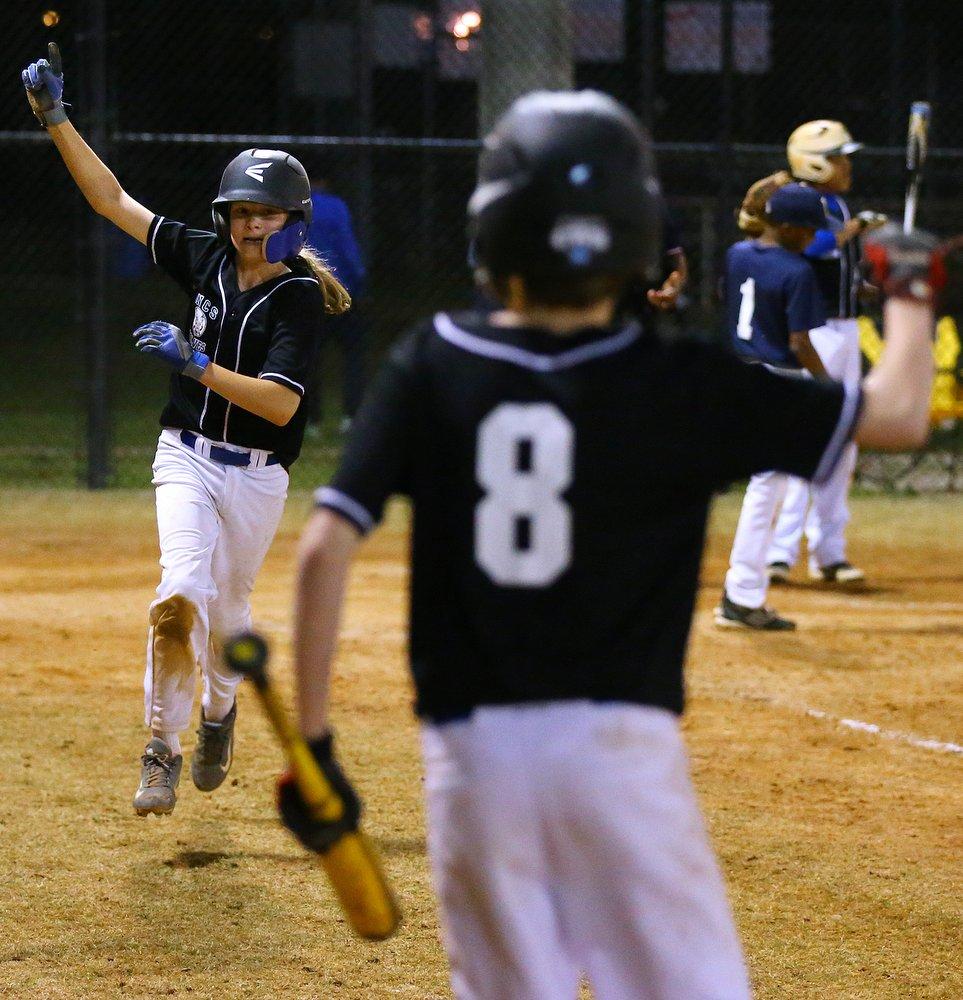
[475,403,573,587]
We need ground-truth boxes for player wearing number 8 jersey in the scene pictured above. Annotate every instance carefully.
[285,92,942,999]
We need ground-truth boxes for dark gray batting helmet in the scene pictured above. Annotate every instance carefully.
[468,90,664,283]
[211,149,313,262]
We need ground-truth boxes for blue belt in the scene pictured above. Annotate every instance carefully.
[180,430,280,467]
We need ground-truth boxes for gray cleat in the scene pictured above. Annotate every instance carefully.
[133,737,183,816]
[191,701,236,792]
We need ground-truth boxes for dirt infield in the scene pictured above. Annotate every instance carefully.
[0,489,960,999]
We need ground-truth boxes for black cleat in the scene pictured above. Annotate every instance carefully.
[809,561,865,584]
[713,592,796,631]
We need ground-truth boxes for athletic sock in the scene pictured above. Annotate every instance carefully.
[154,731,181,755]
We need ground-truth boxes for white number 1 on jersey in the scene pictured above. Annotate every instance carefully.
[475,403,573,587]
[736,277,755,340]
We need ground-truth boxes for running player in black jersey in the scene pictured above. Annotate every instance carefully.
[22,44,350,817]
[280,91,942,999]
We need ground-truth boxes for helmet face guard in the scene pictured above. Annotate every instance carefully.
[468,90,664,286]
[212,148,313,261]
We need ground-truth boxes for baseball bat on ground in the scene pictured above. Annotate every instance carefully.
[224,632,401,941]
[903,101,931,234]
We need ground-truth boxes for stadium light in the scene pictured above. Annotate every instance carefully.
[448,9,482,48]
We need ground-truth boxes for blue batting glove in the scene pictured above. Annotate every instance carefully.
[22,43,67,128]
[133,321,210,380]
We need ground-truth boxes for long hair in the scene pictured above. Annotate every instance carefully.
[297,244,352,315]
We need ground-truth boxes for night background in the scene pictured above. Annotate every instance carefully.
[3,1,962,486]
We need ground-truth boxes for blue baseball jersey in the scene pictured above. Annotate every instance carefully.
[725,240,826,368]
[804,192,861,319]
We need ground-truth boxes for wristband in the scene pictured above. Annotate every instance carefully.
[40,104,68,128]
[183,352,210,380]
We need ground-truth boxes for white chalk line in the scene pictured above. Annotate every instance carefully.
[803,595,963,613]
[803,707,963,756]
[703,686,963,757]
[256,615,963,756]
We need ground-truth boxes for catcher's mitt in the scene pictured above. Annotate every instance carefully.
[737,170,792,235]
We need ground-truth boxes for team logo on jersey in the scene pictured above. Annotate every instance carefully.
[191,293,218,340]
[244,163,271,183]
[191,304,208,338]
[549,215,612,266]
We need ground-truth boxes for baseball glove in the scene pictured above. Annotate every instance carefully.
[737,170,793,235]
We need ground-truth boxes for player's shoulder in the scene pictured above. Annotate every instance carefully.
[726,238,764,270]
[378,314,441,373]
[737,240,809,277]
[728,238,757,256]
[273,264,325,304]
[772,246,815,281]
[149,215,219,258]
[424,309,645,365]
[151,215,217,243]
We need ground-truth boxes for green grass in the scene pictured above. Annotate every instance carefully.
[0,410,343,490]
[0,286,346,489]
[4,291,961,491]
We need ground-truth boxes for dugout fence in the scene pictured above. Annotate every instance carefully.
[3,0,962,488]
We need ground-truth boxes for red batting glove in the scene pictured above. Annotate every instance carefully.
[863,223,946,306]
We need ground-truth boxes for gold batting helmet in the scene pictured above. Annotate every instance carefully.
[787,120,863,183]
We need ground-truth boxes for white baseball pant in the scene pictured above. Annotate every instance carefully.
[767,318,862,571]
[144,428,288,734]
[421,701,750,1000]
[724,469,789,609]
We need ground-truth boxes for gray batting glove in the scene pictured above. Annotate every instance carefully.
[857,210,888,232]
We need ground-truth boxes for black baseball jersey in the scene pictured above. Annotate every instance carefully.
[147,215,324,466]
[318,311,861,721]
[804,192,862,319]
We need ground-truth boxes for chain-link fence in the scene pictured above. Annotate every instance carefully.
[4,1,962,487]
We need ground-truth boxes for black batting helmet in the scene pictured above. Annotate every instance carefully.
[211,149,313,262]
[468,91,663,284]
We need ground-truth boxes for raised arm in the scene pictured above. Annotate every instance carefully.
[22,44,153,244]
[855,299,934,449]
[855,226,944,450]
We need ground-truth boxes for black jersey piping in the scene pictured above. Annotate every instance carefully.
[433,313,641,371]
[149,215,164,264]
[259,371,305,395]
[314,486,375,535]
[199,258,229,434]
[812,382,862,484]
[221,275,319,441]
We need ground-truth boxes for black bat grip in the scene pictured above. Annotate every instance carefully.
[223,631,270,688]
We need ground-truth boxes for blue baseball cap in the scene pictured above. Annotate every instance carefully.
[765,183,827,229]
